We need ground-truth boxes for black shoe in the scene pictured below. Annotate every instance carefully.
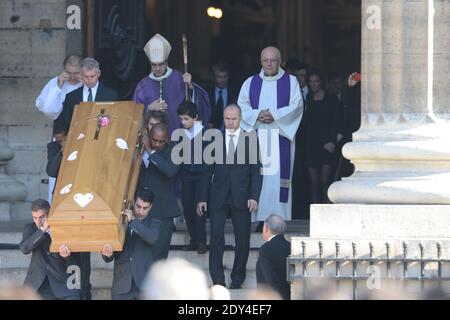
[80,291,92,300]
[182,243,196,251]
[197,243,208,254]
[229,282,242,289]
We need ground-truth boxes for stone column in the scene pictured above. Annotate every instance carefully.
[0,140,27,221]
[433,1,450,118]
[290,0,450,299]
[329,0,450,206]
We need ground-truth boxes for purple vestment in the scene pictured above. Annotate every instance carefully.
[133,69,211,134]
[249,73,291,203]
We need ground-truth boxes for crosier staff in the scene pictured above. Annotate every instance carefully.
[183,34,189,101]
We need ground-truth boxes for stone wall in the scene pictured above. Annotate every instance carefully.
[0,0,83,220]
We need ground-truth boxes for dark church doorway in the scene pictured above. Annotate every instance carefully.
[87,0,361,220]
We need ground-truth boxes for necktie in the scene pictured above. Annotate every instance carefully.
[216,89,224,127]
[87,88,93,102]
[226,133,235,164]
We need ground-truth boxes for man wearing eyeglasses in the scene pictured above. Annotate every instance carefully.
[36,55,83,205]
[132,34,211,134]
[36,55,83,120]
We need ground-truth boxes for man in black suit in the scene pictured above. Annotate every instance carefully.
[19,199,80,300]
[54,57,118,134]
[256,214,291,300]
[137,122,181,261]
[197,104,262,289]
[53,57,117,299]
[208,63,238,130]
[101,189,160,300]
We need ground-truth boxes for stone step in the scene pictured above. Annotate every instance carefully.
[170,231,305,248]
[0,249,261,271]
[0,230,305,249]
[0,220,309,248]
[0,268,258,300]
[0,268,113,288]
[0,220,309,239]
[92,287,257,300]
[0,232,21,244]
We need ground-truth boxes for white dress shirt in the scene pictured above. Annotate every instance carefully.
[301,85,309,100]
[82,82,99,102]
[35,77,82,120]
[185,121,204,140]
[215,86,228,107]
[225,128,241,154]
[142,149,157,168]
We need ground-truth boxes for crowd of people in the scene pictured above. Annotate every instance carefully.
[21,33,362,300]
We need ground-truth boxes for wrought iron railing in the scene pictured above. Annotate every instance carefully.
[288,241,450,300]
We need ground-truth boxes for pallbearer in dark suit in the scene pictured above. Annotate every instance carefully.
[19,199,80,300]
[53,57,118,300]
[208,63,238,130]
[256,214,291,300]
[137,122,181,261]
[55,57,118,134]
[197,105,262,289]
[101,189,160,300]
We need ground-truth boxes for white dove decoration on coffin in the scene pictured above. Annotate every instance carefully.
[116,138,129,150]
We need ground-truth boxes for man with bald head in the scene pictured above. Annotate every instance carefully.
[238,47,303,223]
[137,122,181,260]
[197,104,262,289]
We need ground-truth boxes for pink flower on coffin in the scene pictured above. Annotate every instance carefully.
[101,116,110,127]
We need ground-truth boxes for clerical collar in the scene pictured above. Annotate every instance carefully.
[149,67,173,81]
[260,68,285,81]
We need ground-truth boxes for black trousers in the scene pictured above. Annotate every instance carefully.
[152,218,174,261]
[79,252,91,298]
[37,277,80,300]
[181,172,206,245]
[209,195,251,285]
[112,279,140,300]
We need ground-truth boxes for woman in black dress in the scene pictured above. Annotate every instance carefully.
[303,69,341,203]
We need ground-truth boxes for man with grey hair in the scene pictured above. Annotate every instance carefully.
[256,214,291,300]
[55,57,118,134]
[53,57,118,300]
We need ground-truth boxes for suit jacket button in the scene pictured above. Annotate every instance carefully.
[130,257,133,261]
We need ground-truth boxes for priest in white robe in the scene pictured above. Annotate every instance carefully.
[238,47,303,221]
[36,55,83,120]
[35,54,82,204]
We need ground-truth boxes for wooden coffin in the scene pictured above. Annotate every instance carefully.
[49,101,144,252]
